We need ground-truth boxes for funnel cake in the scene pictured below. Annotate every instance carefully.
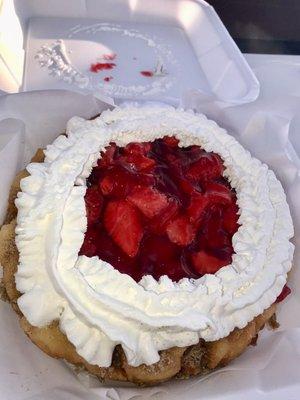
[0,107,294,385]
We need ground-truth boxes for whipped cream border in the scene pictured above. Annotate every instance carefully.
[15,106,294,367]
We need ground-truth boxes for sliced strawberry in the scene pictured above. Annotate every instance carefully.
[177,146,205,168]
[124,142,151,156]
[166,215,196,246]
[99,166,137,197]
[149,199,179,234]
[163,136,179,147]
[122,153,156,172]
[99,174,114,195]
[135,172,156,188]
[191,250,228,275]
[186,153,224,182]
[187,192,209,223]
[177,177,196,195]
[127,186,169,218]
[104,200,143,257]
[94,229,137,277]
[84,186,103,225]
[205,182,233,205]
[223,202,239,234]
[98,143,117,167]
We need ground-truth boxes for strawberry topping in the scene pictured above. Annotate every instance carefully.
[191,250,229,274]
[104,200,143,258]
[186,153,224,182]
[84,186,103,225]
[187,192,209,223]
[80,137,240,281]
[205,182,233,205]
[166,215,196,246]
[276,285,291,303]
[128,186,169,218]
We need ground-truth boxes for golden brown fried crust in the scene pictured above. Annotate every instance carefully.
[19,318,128,382]
[0,219,20,314]
[203,304,276,370]
[4,149,45,225]
[121,347,187,384]
[0,149,277,385]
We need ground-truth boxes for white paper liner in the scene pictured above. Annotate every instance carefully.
[0,60,300,398]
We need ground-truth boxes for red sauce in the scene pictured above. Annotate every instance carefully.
[276,285,291,303]
[140,70,154,77]
[90,63,116,73]
[80,137,239,282]
[103,76,113,82]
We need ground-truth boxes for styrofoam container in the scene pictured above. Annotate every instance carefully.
[0,0,259,105]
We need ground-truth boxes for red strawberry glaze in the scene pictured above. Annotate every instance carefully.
[90,63,116,73]
[140,70,154,77]
[79,136,240,282]
[103,76,113,82]
[276,285,291,303]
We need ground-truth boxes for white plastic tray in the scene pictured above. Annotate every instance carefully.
[0,0,259,105]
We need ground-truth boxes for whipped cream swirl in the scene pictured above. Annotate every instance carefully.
[15,106,294,367]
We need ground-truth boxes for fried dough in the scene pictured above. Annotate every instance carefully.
[0,149,277,385]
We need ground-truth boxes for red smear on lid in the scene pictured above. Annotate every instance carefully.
[103,76,113,82]
[90,63,116,73]
[140,70,153,77]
